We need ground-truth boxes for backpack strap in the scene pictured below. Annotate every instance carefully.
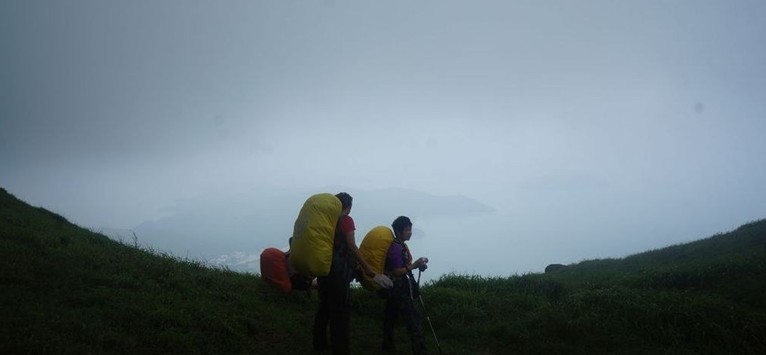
[394,238,420,300]
[391,238,412,267]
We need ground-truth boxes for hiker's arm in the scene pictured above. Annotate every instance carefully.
[389,258,425,277]
[344,231,376,277]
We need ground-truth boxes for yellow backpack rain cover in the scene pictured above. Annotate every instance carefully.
[289,193,342,278]
[359,225,395,290]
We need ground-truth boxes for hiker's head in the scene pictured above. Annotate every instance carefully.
[392,216,413,240]
[335,192,353,215]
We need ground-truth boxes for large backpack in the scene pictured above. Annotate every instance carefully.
[288,193,342,278]
[358,225,395,290]
[260,247,313,293]
[260,248,292,293]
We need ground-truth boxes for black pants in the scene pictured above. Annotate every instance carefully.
[313,267,352,354]
[383,278,427,355]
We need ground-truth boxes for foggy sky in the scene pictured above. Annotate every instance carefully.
[2,1,765,276]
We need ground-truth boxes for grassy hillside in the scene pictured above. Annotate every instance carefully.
[0,187,314,354]
[1,187,765,354]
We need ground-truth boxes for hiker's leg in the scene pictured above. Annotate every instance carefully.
[381,295,398,351]
[313,276,330,351]
[401,298,427,355]
[328,271,351,354]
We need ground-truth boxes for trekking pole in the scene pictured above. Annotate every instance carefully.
[417,269,443,355]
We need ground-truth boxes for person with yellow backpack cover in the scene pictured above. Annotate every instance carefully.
[312,192,376,354]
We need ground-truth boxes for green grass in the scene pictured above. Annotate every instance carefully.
[1,186,765,354]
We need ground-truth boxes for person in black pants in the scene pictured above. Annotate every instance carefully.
[381,216,429,355]
[313,192,375,354]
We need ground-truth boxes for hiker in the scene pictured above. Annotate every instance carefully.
[381,216,429,354]
[313,192,376,354]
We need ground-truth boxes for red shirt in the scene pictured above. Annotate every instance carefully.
[334,215,355,249]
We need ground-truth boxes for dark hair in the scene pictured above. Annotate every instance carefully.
[391,216,412,237]
[335,192,353,210]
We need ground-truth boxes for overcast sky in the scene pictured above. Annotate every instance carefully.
[2,1,765,276]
